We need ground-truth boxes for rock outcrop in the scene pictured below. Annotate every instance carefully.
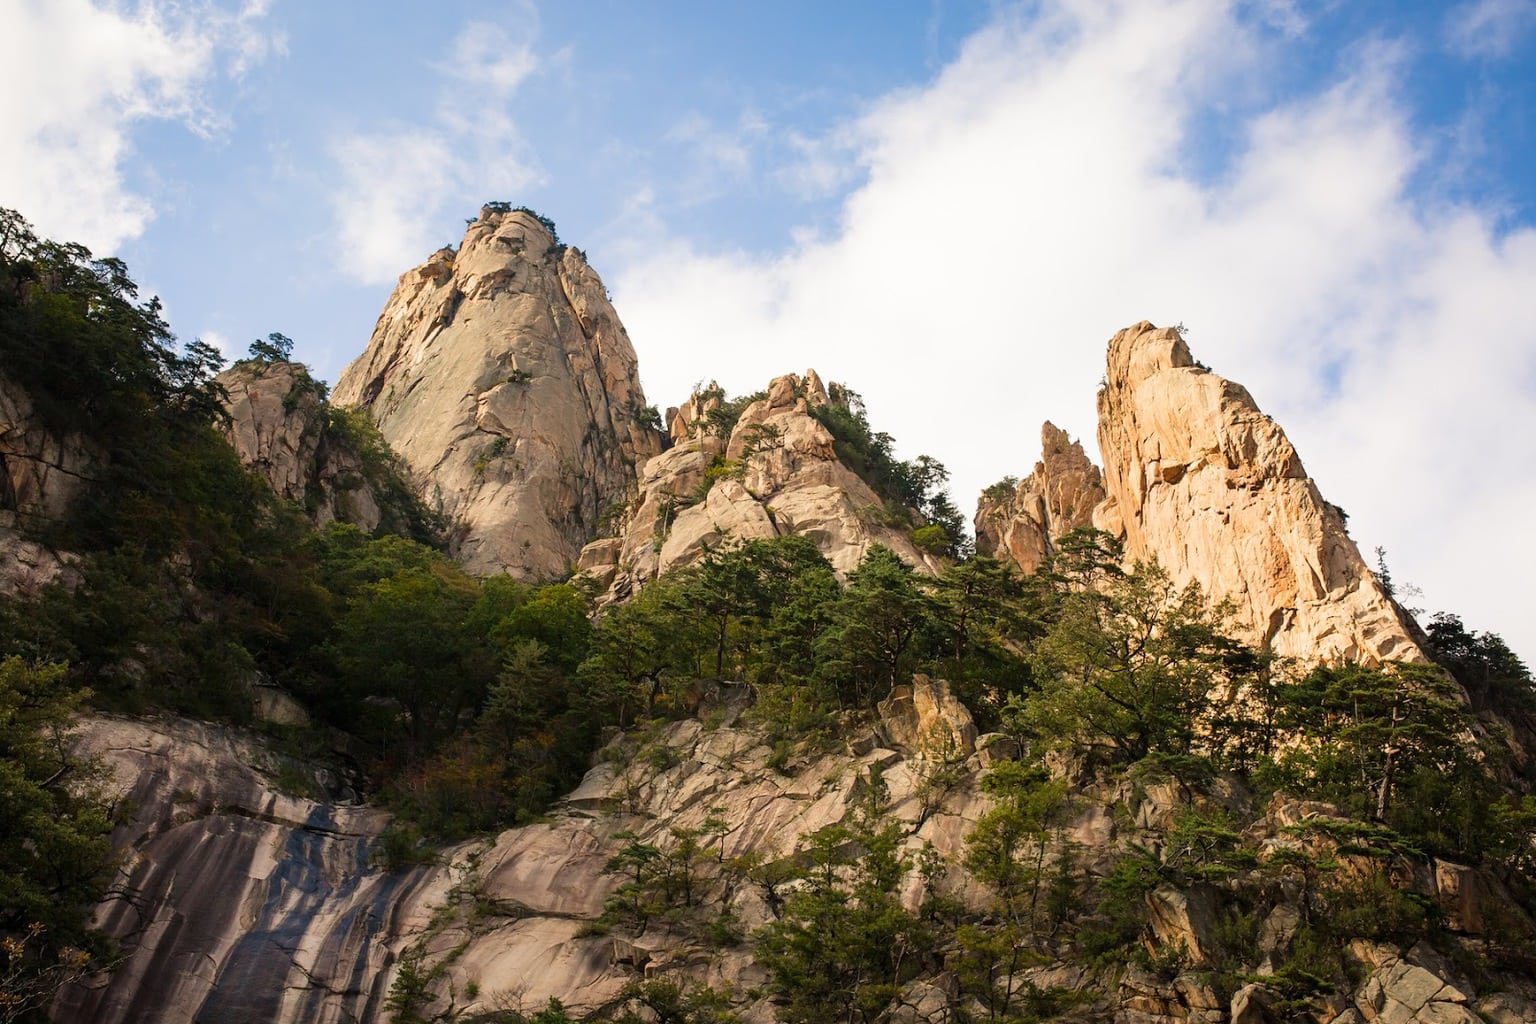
[973,422,1104,574]
[218,359,390,531]
[58,694,995,1024]
[62,699,1528,1024]
[331,207,662,579]
[0,372,90,594]
[0,371,97,527]
[576,371,942,600]
[1091,322,1420,663]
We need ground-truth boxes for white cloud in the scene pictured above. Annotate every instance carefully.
[611,0,1536,660]
[0,0,279,253]
[331,19,543,284]
[446,19,540,95]
[1445,0,1536,59]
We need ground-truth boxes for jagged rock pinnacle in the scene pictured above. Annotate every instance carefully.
[331,207,662,578]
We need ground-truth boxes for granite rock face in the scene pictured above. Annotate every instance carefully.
[56,698,996,1024]
[331,207,662,579]
[0,372,90,595]
[973,421,1104,574]
[576,371,942,601]
[217,359,387,531]
[1091,322,1420,663]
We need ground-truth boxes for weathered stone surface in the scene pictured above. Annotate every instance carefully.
[577,371,942,600]
[1230,983,1278,1024]
[1354,950,1475,1024]
[55,716,408,1024]
[1091,322,1420,664]
[0,373,92,594]
[58,694,1000,1024]
[878,675,978,757]
[974,421,1105,574]
[218,359,388,531]
[0,371,97,527]
[331,207,662,579]
[0,516,73,597]
[1145,885,1219,966]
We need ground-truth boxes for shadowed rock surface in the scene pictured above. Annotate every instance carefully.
[217,360,389,532]
[0,371,88,595]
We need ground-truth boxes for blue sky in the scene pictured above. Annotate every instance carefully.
[4,0,1535,662]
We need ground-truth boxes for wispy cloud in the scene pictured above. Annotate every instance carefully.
[330,17,545,283]
[0,0,282,253]
[1445,0,1536,59]
[611,0,1536,658]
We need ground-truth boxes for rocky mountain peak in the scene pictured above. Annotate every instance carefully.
[1094,321,1420,663]
[578,369,942,601]
[974,421,1105,574]
[979,321,1421,664]
[331,207,662,579]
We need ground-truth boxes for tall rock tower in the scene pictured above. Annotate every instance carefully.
[979,322,1422,665]
[1092,321,1420,663]
[332,206,662,578]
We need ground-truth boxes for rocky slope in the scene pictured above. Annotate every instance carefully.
[1094,322,1419,664]
[576,371,942,601]
[56,691,1536,1024]
[331,207,662,579]
[974,422,1105,575]
[55,683,988,1024]
[980,323,1419,664]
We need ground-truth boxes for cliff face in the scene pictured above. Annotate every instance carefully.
[973,421,1105,575]
[57,691,990,1024]
[331,208,662,579]
[59,695,1531,1024]
[0,372,86,595]
[576,371,942,601]
[218,360,387,532]
[1091,322,1420,663]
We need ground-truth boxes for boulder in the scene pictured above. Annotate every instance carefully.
[878,675,978,758]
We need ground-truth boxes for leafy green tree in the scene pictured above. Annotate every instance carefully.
[245,331,294,362]
[755,771,934,1024]
[331,563,484,755]
[819,545,935,705]
[1024,562,1241,768]
[0,658,116,1017]
[1269,663,1482,834]
[1424,613,1535,714]
[958,760,1075,1019]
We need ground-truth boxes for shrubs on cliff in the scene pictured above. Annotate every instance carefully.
[0,658,117,1019]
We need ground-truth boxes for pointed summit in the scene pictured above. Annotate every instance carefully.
[332,206,662,578]
[1093,321,1420,663]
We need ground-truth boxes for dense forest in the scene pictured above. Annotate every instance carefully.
[4,207,1536,1024]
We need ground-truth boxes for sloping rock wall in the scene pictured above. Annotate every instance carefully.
[0,372,89,594]
[55,699,995,1024]
[218,360,386,531]
[1091,322,1420,663]
[331,207,661,579]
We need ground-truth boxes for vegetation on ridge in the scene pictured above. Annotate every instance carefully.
[4,208,1536,1022]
